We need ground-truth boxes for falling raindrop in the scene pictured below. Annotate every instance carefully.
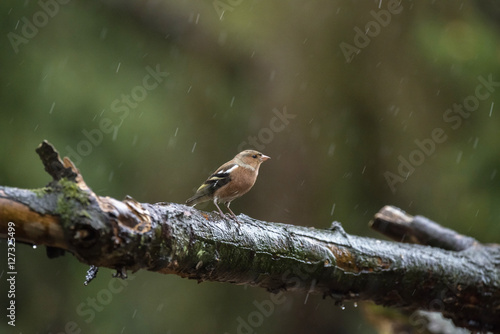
[456,151,462,164]
[327,143,335,156]
[490,102,494,117]
[269,70,276,81]
[100,27,108,40]
[354,302,358,308]
[49,102,55,114]
[116,62,121,73]
[473,137,479,149]
[330,203,336,216]
[112,125,119,141]
[191,142,197,153]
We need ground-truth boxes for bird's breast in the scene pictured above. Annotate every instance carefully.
[215,169,256,202]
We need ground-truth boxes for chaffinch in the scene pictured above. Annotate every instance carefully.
[186,150,270,219]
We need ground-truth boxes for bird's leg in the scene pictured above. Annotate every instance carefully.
[225,202,242,235]
[225,202,239,221]
[213,199,226,218]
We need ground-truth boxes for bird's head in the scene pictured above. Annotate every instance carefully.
[235,150,270,168]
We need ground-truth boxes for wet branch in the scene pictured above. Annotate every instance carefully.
[0,141,499,332]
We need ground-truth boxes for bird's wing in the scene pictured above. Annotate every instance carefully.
[196,164,238,194]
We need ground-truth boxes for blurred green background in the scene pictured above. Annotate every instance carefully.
[1,0,500,333]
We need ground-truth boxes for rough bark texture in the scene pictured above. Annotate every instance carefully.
[0,141,499,332]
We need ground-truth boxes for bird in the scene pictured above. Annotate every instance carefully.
[186,150,270,219]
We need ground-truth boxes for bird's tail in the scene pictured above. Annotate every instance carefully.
[185,196,197,206]
[186,194,207,206]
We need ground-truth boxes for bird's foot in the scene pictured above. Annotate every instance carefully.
[229,215,243,235]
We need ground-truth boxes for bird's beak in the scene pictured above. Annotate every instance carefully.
[260,154,270,162]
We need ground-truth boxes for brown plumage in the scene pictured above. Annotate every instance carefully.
[186,150,270,219]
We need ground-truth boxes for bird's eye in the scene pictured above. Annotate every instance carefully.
[252,155,257,158]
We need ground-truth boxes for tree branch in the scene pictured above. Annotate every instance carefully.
[370,205,478,251]
[0,141,499,332]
